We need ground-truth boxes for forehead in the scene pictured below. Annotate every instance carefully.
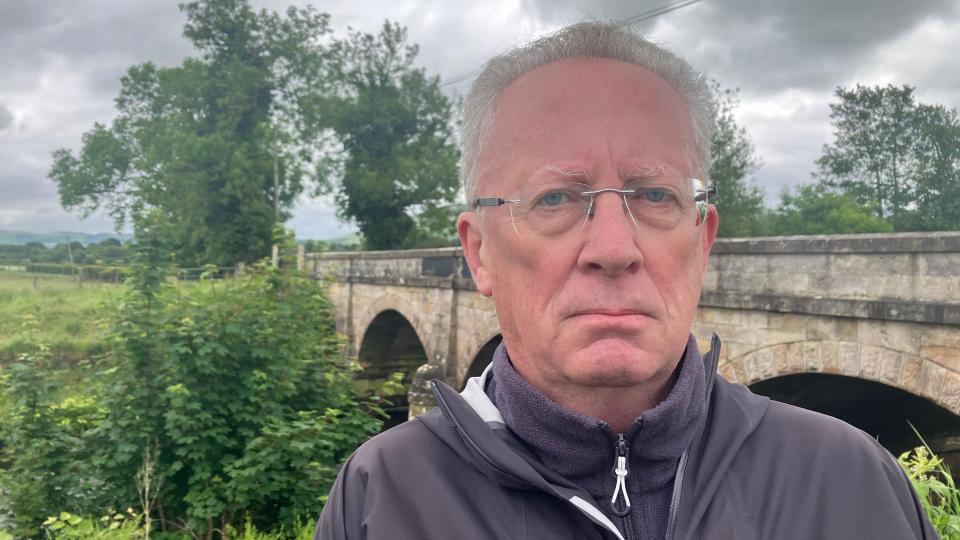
[479,57,697,188]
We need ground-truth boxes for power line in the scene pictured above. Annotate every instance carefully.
[439,0,704,88]
[617,0,703,26]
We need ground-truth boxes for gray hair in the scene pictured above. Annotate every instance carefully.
[460,21,716,205]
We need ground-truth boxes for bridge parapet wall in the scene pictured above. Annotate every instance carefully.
[307,233,960,415]
[704,232,960,325]
[307,248,471,289]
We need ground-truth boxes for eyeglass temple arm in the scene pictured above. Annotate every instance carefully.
[475,197,519,208]
[695,186,717,203]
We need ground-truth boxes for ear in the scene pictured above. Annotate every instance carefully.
[458,211,493,296]
[700,205,719,275]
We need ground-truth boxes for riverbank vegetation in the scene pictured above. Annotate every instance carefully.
[0,221,386,539]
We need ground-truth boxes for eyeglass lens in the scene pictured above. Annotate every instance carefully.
[508,179,702,238]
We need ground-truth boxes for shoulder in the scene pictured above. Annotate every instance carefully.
[753,399,896,467]
[339,410,453,478]
[724,398,933,539]
[316,414,456,539]
[710,377,897,470]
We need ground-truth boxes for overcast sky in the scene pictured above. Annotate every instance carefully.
[2,0,959,239]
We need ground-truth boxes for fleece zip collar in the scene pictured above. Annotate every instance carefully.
[432,334,724,540]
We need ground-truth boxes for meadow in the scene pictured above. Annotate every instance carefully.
[0,270,119,362]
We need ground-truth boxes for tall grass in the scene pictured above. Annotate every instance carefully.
[0,271,120,362]
[898,427,960,539]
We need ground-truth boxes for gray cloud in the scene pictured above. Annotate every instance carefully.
[678,1,957,97]
[2,0,960,236]
[520,0,959,94]
[0,103,12,130]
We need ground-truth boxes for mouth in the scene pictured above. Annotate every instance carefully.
[571,308,650,317]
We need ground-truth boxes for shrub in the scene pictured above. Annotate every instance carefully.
[899,444,960,539]
[1,218,384,537]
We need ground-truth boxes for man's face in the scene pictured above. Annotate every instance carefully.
[458,57,718,402]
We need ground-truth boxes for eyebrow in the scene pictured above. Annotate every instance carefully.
[537,163,589,179]
[624,163,667,178]
[532,162,670,182]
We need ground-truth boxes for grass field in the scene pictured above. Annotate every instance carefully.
[0,270,121,362]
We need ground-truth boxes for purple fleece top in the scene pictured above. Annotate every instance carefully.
[485,335,706,539]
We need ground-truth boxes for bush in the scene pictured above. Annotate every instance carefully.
[1,219,384,538]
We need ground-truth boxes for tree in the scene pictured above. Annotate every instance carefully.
[816,84,960,231]
[315,22,461,250]
[708,83,769,237]
[771,184,893,235]
[49,0,336,266]
[908,104,960,231]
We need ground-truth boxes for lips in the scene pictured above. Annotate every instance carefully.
[573,310,647,317]
[568,308,652,318]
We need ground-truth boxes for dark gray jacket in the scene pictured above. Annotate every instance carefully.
[316,336,938,539]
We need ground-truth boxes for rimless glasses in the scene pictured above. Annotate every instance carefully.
[474,176,715,239]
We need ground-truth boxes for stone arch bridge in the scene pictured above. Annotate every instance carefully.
[306,232,960,461]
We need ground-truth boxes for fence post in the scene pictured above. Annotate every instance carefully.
[296,244,305,272]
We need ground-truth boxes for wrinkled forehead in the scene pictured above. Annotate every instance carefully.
[476,57,699,194]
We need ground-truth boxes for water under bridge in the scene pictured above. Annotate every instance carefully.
[307,232,960,462]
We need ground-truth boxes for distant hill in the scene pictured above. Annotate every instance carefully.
[0,230,132,246]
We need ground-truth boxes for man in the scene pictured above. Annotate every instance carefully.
[317,22,937,540]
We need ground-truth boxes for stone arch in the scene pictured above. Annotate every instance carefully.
[357,309,429,430]
[719,340,960,416]
[352,292,434,361]
[460,334,503,389]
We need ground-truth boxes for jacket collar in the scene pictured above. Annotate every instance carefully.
[484,336,706,497]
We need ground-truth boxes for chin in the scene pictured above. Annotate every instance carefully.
[565,343,668,388]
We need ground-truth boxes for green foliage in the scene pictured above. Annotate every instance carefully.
[42,510,145,539]
[817,84,960,231]
[0,220,382,538]
[899,445,960,539]
[86,220,381,534]
[315,22,461,250]
[0,343,107,538]
[39,511,315,540]
[48,0,336,266]
[770,184,894,235]
[709,82,769,237]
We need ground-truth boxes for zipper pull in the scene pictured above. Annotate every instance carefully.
[610,433,631,517]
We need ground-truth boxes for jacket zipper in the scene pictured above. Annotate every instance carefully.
[611,433,637,540]
[610,433,631,517]
[621,514,637,540]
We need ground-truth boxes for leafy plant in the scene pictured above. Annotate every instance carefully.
[0,342,107,538]
[42,510,144,539]
[899,442,960,539]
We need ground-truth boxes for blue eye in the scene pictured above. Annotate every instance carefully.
[541,192,568,206]
[644,189,667,203]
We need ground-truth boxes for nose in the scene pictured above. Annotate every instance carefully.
[576,190,643,276]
